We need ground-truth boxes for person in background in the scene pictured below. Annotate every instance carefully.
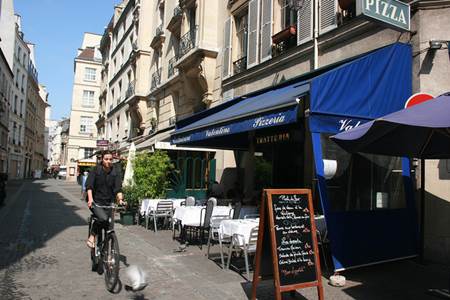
[81,171,89,200]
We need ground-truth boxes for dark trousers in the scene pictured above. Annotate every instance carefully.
[89,204,113,236]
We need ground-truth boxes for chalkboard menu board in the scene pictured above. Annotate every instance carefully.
[272,193,317,285]
[251,189,324,300]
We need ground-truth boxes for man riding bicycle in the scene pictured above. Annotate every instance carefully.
[86,150,125,248]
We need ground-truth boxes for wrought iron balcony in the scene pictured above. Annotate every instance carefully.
[169,116,176,126]
[233,56,247,75]
[178,26,198,59]
[125,80,135,99]
[151,68,162,89]
[168,56,179,78]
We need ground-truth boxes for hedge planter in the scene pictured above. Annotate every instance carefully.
[120,210,136,225]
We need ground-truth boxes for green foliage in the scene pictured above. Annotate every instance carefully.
[122,184,142,209]
[132,150,173,199]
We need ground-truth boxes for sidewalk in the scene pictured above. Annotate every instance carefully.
[122,220,450,300]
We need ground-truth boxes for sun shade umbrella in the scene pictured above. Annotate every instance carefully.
[331,94,450,297]
[330,94,450,158]
[123,142,136,187]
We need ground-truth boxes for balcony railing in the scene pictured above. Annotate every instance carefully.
[178,26,198,59]
[233,56,247,75]
[168,56,179,78]
[125,80,135,99]
[169,116,176,126]
[151,68,162,89]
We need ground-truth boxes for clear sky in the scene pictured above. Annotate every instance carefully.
[14,0,121,120]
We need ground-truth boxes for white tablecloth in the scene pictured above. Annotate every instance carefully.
[173,206,232,226]
[219,218,259,245]
[139,199,185,216]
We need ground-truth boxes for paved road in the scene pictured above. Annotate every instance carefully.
[0,179,252,300]
[0,179,448,300]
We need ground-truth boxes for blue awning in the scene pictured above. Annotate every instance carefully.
[171,81,310,146]
[309,43,412,133]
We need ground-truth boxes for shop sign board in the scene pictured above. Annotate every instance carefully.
[356,0,410,32]
[251,189,324,300]
[96,139,109,147]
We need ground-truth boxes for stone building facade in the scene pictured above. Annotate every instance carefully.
[66,33,102,181]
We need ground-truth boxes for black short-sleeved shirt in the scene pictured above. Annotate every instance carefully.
[86,165,122,206]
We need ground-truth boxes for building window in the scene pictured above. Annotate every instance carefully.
[84,67,96,81]
[236,14,248,59]
[82,90,95,107]
[84,147,94,159]
[281,0,298,29]
[80,116,93,133]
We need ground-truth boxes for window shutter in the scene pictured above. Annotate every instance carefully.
[297,0,313,45]
[319,0,338,35]
[247,0,260,69]
[223,17,232,78]
[260,0,272,62]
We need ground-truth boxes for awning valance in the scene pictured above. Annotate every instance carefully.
[171,81,309,146]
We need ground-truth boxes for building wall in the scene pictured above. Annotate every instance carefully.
[98,0,153,152]
[8,21,30,179]
[0,0,16,68]
[66,33,102,181]
[0,48,13,173]
[412,6,450,264]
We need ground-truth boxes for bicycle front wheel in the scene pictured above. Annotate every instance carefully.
[103,232,120,292]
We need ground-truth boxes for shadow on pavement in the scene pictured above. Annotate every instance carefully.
[0,180,87,272]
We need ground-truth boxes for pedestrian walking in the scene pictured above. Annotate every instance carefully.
[81,171,89,201]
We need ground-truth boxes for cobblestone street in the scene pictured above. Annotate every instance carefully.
[0,179,448,300]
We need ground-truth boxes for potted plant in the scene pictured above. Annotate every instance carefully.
[120,184,141,225]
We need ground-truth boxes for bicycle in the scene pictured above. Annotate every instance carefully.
[88,203,123,292]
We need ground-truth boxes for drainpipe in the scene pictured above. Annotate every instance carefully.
[313,0,319,69]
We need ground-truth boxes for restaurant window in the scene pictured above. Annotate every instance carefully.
[321,134,406,212]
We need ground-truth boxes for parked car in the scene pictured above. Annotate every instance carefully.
[58,166,67,179]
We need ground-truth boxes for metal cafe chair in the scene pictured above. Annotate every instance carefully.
[147,200,173,232]
[227,226,259,281]
[230,202,242,219]
[185,199,214,249]
[206,214,231,268]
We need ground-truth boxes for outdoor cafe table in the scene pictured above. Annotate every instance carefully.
[173,206,232,226]
[219,218,259,246]
[139,198,185,216]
